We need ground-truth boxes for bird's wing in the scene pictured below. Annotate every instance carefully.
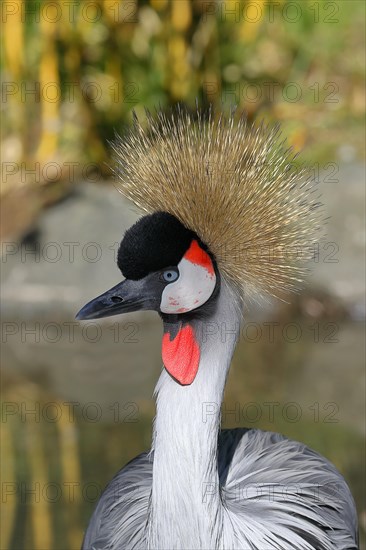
[218,428,358,550]
[81,451,152,550]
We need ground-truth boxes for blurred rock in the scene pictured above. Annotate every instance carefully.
[308,162,365,319]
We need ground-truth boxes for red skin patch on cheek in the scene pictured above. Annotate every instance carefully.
[183,240,215,275]
[162,324,200,385]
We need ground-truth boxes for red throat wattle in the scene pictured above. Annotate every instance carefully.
[162,324,200,385]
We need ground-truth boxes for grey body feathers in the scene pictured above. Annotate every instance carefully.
[82,428,358,550]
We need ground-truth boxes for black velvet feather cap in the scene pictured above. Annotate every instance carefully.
[117,212,197,280]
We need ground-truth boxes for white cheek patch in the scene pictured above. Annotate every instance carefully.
[160,257,216,314]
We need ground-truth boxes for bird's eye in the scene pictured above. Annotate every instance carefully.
[162,269,179,283]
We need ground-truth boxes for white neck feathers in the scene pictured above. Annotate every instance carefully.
[147,280,242,549]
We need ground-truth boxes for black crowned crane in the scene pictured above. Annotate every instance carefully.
[76,110,358,550]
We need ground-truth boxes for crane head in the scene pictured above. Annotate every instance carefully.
[76,211,218,321]
[76,211,219,385]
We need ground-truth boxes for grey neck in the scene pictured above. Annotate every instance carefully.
[147,279,242,550]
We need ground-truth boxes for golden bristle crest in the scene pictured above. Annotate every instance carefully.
[112,109,323,298]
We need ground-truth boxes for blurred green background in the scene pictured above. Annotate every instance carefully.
[1,1,365,549]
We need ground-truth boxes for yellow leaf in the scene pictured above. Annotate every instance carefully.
[171,0,192,31]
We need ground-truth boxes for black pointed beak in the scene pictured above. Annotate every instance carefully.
[76,278,159,320]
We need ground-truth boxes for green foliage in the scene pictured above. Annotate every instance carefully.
[2,0,365,193]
